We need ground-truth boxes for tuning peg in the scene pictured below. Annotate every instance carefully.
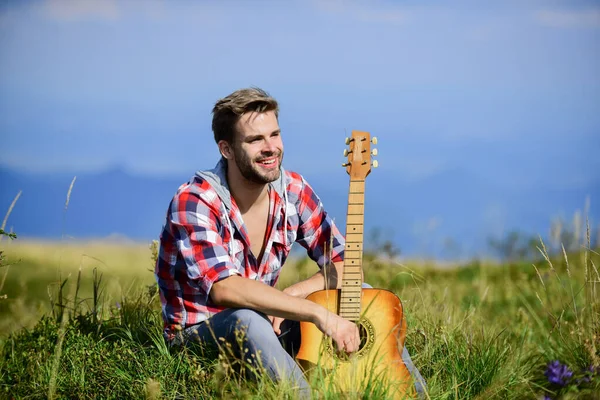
[343,149,349,157]
[345,137,354,145]
[372,160,379,168]
[342,162,350,167]
[371,137,378,145]
[371,148,378,156]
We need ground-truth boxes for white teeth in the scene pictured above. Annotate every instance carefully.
[261,159,275,164]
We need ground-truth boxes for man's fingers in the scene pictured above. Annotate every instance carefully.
[271,317,284,335]
[341,326,361,353]
[345,338,357,353]
[273,321,281,335]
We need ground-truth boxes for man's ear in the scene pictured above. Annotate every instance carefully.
[218,140,232,159]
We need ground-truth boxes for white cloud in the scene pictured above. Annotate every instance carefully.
[535,8,600,29]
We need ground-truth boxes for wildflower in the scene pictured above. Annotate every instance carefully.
[544,360,573,386]
[576,364,597,384]
[116,301,121,310]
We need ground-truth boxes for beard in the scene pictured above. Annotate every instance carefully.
[232,145,283,184]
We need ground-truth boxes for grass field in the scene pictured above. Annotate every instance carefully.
[1,238,599,399]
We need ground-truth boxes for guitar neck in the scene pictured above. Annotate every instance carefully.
[340,178,365,320]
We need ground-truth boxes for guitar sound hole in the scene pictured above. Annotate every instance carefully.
[358,323,369,351]
[332,320,374,361]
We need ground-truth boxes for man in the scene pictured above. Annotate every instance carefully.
[155,87,425,395]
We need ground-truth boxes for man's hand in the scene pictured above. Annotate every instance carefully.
[268,315,285,335]
[313,308,360,353]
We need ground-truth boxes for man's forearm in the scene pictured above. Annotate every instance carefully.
[210,275,327,323]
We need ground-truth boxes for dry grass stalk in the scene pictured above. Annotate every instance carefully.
[0,190,22,241]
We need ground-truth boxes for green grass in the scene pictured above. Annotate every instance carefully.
[1,239,599,399]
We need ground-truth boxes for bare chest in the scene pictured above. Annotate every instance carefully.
[240,202,270,261]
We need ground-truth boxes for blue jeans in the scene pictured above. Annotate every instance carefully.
[172,286,427,397]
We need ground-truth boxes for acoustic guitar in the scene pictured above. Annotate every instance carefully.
[295,130,414,398]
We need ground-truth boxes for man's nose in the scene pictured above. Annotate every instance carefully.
[263,137,278,153]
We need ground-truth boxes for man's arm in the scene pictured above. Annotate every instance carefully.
[210,275,360,352]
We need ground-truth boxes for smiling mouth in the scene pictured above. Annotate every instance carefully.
[256,156,279,167]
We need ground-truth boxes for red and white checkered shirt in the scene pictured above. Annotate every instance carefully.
[155,160,345,340]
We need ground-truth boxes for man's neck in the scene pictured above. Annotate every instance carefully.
[227,166,269,214]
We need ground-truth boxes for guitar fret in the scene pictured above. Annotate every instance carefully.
[346,215,364,224]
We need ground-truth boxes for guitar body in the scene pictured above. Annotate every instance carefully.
[296,288,414,398]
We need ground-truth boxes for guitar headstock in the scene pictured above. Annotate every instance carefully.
[343,130,378,179]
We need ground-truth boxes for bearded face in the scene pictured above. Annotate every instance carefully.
[232,140,283,184]
[226,110,284,185]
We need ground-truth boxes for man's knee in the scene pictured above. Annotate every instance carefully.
[227,309,273,341]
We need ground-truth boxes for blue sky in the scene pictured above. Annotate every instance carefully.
[1,0,599,188]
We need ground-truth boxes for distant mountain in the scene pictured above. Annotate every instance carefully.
[0,165,182,241]
[1,164,598,258]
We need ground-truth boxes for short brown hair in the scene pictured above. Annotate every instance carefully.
[211,87,279,144]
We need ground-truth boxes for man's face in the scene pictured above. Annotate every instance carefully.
[229,110,284,184]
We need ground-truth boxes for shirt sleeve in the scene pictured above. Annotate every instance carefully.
[294,176,345,267]
[167,189,241,300]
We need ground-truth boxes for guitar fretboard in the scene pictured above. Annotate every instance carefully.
[340,179,365,320]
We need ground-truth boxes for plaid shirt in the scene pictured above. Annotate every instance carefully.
[155,161,345,340]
